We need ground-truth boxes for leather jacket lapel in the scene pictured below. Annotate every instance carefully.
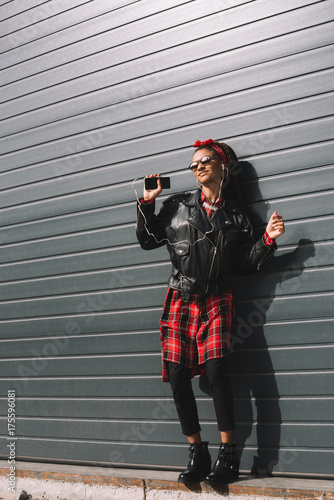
[185,190,212,234]
[185,190,233,233]
[210,209,233,231]
[187,207,213,234]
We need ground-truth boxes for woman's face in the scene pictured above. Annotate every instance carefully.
[191,148,223,186]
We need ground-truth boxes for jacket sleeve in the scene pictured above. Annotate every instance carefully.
[232,213,277,274]
[136,199,168,250]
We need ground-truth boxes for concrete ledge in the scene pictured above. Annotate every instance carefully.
[0,461,333,500]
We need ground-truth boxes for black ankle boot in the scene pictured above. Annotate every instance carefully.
[178,441,211,484]
[204,442,239,485]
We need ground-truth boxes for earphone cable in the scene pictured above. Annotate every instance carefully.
[132,178,218,247]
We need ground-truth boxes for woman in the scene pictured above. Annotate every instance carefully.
[136,139,285,485]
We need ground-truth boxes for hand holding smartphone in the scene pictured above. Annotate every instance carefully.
[143,174,170,203]
[144,177,170,190]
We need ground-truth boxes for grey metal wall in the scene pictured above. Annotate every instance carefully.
[0,0,333,476]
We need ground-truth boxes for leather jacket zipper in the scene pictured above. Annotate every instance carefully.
[257,247,271,271]
[206,246,217,293]
[206,231,221,293]
[187,221,221,293]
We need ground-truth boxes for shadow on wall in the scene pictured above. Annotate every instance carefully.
[202,161,315,475]
[231,238,314,476]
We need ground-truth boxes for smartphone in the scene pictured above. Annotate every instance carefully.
[145,177,170,190]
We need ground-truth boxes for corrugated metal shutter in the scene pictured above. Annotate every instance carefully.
[0,0,333,476]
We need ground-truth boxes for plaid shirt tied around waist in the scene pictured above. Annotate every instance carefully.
[160,288,233,382]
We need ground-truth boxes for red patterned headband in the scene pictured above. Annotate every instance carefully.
[193,139,227,165]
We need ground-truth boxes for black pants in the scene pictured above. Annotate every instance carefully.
[167,358,235,436]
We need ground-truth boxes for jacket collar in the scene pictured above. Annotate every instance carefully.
[185,190,233,233]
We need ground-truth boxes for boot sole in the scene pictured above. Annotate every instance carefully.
[178,476,206,484]
[204,472,239,486]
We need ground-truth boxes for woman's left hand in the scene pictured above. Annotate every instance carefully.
[266,211,285,240]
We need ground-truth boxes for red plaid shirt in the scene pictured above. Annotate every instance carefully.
[160,289,233,381]
[144,192,275,381]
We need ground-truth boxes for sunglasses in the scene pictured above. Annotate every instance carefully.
[189,155,217,172]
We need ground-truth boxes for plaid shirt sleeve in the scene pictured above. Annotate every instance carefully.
[263,231,275,246]
[140,197,154,204]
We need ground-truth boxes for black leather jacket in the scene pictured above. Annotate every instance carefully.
[136,190,276,299]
